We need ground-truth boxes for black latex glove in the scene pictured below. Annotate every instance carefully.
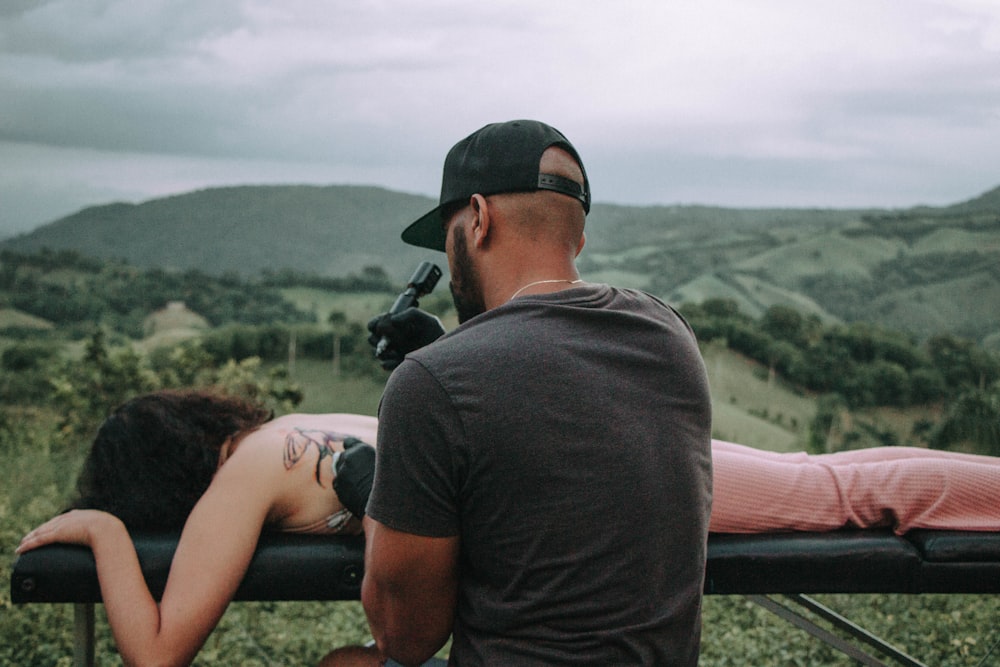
[367,307,445,370]
[333,437,376,518]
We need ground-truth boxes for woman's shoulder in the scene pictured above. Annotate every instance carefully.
[259,413,378,444]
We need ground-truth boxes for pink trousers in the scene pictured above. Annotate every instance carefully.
[710,440,1000,534]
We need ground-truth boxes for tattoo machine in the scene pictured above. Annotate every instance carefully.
[374,261,443,357]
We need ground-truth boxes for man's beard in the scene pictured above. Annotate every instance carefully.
[449,225,487,324]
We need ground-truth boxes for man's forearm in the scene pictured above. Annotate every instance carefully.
[362,578,448,666]
[361,517,458,665]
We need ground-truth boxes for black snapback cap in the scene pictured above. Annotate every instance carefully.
[401,120,591,251]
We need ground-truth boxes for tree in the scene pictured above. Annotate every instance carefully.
[761,305,806,347]
[809,393,848,454]
[927,334,1000,390]
[908,367,948,404]
[49,332,305,447]
[701,298,745,320]
[865,360,911,407]
[50,330,157,444]
[0,341,61,404]
[931,386,1000,456]
[765,339,803,385]
[800,341,855,395]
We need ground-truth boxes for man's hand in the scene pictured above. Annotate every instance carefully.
[367,308,445,370]
[333,438,376,518]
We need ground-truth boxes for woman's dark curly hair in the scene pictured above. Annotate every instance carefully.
[72,390,272,531]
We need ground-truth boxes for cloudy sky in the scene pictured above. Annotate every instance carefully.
[2,0,999,239]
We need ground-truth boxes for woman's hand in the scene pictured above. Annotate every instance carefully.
[16,509,124,554]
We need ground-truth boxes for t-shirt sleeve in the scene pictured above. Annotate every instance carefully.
[367,359,462,537]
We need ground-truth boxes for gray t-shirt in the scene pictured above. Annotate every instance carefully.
[368,284,712,666]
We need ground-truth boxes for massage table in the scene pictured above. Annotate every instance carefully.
[11,529,1000,666]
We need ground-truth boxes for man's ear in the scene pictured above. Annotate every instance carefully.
[575,232,586,257]
[470,194,490,248]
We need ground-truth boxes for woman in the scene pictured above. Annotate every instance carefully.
[17,390,379,667]
[18,389,1000,665]
[710,438,1000,534]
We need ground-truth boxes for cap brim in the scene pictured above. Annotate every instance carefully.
[401,206,447,251]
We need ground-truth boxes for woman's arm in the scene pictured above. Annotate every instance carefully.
[17,509,158,651]
[17,435,288,667]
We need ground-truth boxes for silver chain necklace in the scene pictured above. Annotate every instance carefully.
[509,279,583,302]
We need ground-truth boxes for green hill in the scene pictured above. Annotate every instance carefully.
[0,185,436,281]
[3,182,998,344]
[0,307,54,331]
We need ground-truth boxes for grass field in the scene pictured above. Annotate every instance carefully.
[702,342,817,452]
[279,288,397,326]
[283,359,386,416]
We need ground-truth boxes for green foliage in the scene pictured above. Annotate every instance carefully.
[0,250,407,390]
[761,304,815,347]
[681,301,1000,455]
[683,302,999,411]
[1,249,315,336]
[45,331,303,446]
[1,341,59,372]
[700,594,1000,666]
[261,264,395,292]
[3,242,997,454]
[1,342,61,403]
[48,330,158,442]
[808,393,847,454]
[932,387,1000,456]
[195,321,383,381]
[927,334,1000,389]
[6,183,999,343]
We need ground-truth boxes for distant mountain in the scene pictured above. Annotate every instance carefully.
[938,183,1000,215]
[1,185,437,281]
[3,182,998,344]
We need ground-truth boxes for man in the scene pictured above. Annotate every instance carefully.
[363,120,712,666]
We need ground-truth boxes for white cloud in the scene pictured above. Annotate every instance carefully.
[1,0,999,236]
